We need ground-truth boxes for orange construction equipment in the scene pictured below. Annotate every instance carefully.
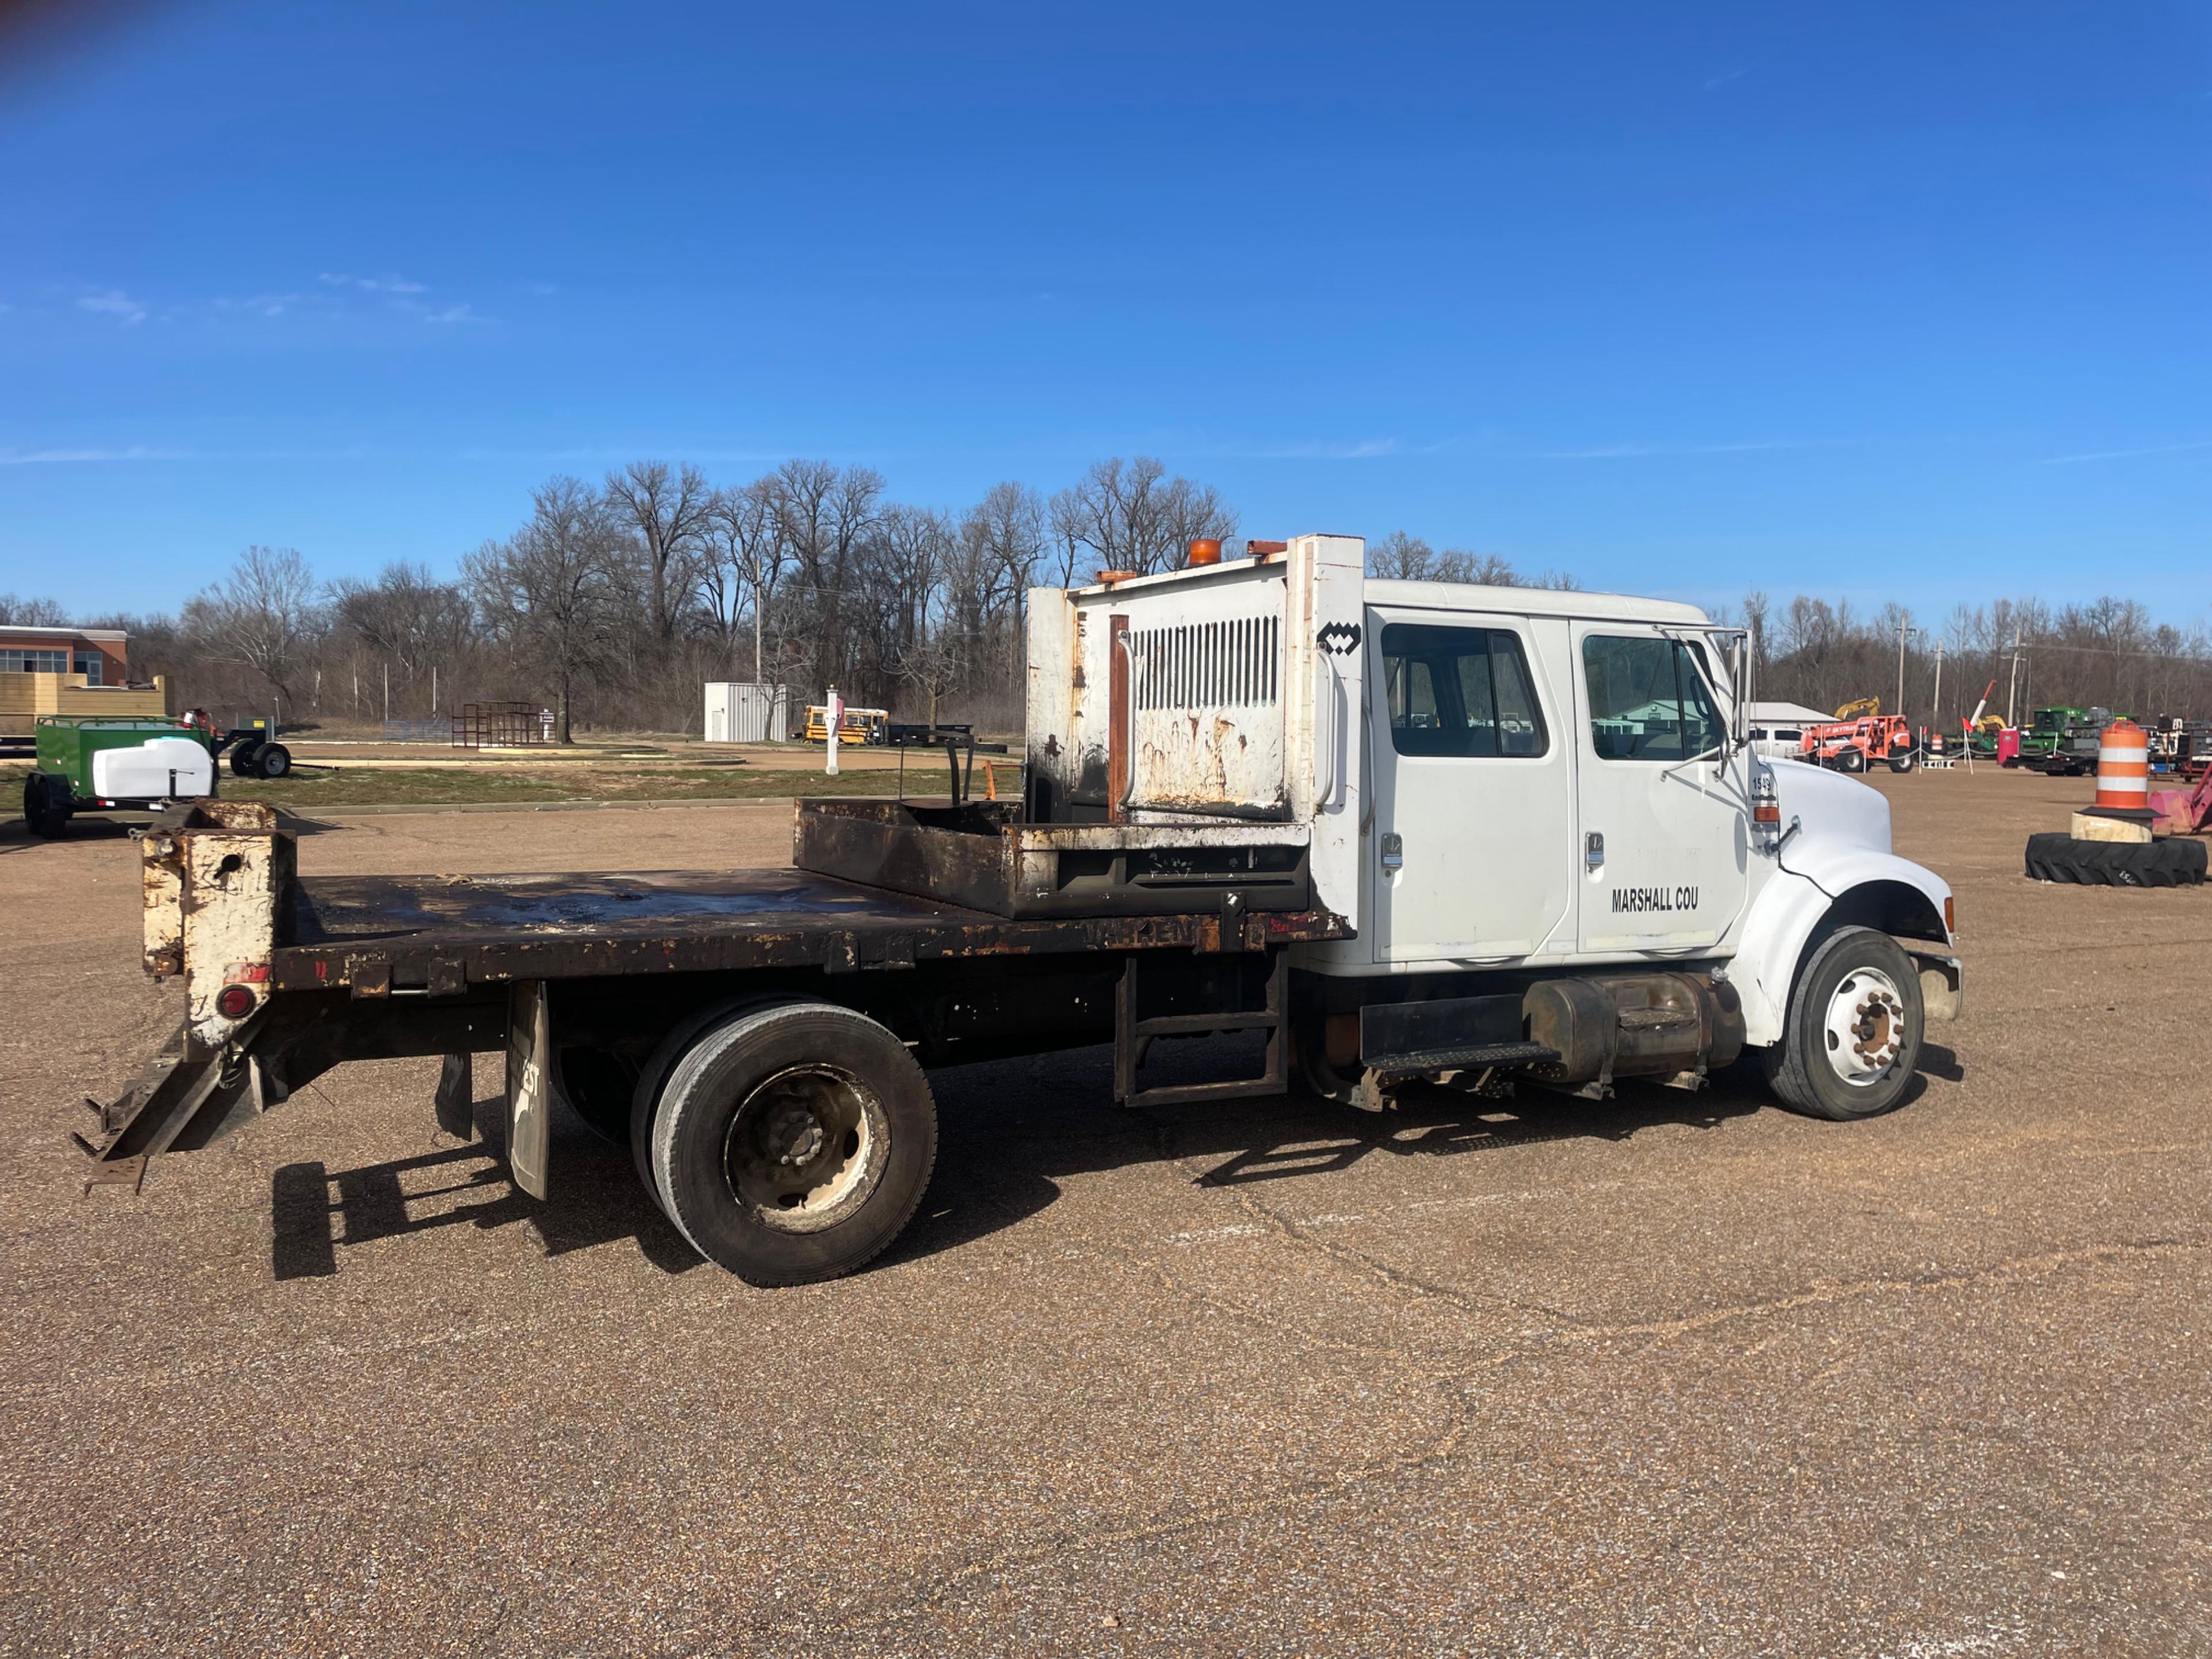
[1801,713,1915,774]
[2094,718,2150,810]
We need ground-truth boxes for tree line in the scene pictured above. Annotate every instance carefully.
[1724,591,2212,731]
[7,482,2206,737]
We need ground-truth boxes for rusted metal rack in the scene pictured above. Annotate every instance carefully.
[452,702,547,748]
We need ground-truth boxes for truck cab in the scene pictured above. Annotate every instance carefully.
[1018,538,1959,1120]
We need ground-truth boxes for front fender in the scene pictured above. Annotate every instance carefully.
[1732,849,1956,1047]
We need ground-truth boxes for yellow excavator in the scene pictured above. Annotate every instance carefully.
[1832,696,1881,720]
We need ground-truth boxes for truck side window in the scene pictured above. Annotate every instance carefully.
[1582,635,1722,761]
[1381,624,1549,758]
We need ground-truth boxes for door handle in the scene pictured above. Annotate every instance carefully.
[1380,831,1404,872]
[1585,831,1605,871]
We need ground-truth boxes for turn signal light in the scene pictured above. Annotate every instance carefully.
[1945,896,1956,937]
[1752,800,1782,826]
[215,984,257,1020]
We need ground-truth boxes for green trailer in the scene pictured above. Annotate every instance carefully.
[22,716,221,838]
[1993,706,2092,767]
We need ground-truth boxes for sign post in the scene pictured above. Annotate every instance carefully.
[825,685,842,777]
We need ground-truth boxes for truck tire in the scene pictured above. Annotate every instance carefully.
[1889,751,1915,774]
[1836,748,1866,774]
[22,773,70,838]
[651,1001,937,1286]
[1760,925,1924,1121]
[553,1044,637,1145]
[255,743,292,779]
[627,994,807,1207]
[228,741,261,777]
[2024,832,2207,888]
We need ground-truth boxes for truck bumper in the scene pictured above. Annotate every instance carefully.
[1903,945,1963,1022]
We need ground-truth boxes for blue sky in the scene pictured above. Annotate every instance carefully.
[2,1,2207,622]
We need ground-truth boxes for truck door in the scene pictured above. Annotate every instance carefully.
[1367,609,1577,964]
[1571,626,1751,953]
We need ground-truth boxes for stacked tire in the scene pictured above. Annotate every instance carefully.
[2025,832,2207,887]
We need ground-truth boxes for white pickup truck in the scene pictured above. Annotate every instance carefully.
[81,535,1960,1286]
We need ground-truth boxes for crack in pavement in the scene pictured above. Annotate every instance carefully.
[1126,1098,1593,1332]
[842,1232,2207,1638]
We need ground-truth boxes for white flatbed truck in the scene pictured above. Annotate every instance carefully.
[79,535,1961,1285]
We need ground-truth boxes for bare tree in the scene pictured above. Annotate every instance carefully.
[467,477,624,743]
[603,460,712,641]
[0,593,69,626]
[329,562,475,711]
[183,546,324,719]
[959,482,1044,681]
[1052,457,1238,577]
[700,480,786,680]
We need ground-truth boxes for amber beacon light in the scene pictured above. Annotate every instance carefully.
[1185,538,1222,567]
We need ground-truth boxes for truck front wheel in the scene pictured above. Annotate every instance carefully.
[650,1002,937,1286]
[1761,925,1925,1120]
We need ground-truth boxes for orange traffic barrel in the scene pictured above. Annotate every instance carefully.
[2096,718,2150,808]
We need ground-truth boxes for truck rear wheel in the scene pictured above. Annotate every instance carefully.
[1761,925,1923,1120]
[650,1001,937,1286]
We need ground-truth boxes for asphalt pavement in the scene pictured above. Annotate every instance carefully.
[1,770,2205,1657]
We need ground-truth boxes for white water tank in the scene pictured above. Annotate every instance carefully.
[91,737,215,800]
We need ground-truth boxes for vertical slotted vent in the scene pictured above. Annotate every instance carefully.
[1130,616,1279,712]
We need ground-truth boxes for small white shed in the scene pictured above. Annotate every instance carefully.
[704,683,790,744]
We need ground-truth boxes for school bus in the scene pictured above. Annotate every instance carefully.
[801,704,889,745]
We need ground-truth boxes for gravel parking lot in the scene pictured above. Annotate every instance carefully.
[3,772,2207,1657]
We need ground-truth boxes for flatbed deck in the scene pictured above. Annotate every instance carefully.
[273,867,1349,993]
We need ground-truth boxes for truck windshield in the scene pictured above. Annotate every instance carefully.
[1582,635,1722,761]
[1380,624,1547,757]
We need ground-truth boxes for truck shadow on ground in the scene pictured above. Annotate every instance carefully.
[882,1037,1953,1270]
[269,1039,1960,1283]
[270,1094,707,1281]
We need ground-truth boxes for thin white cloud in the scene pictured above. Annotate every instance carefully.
[2038,438,2212,464]
[0,446,190,464]
[1536,438,1815,459]
[1215,437,1404,460]
[319,272,429,294]
[525,281,558,296]
[77,290,147,325]
[1702,69,1747,92]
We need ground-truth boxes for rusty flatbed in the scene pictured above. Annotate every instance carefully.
[272,866,1349,994]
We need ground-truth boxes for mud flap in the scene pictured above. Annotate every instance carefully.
[434,1052,474,1141]
[504,982,552,1199]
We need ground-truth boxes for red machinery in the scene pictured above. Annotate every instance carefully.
[2150,768,2212,836]
[1801,713,1915,774]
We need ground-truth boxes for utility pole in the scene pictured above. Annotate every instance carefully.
[1931,636,1944,740]
[382,660,390,724]
[1895,618,1915,727]
[2006,625,2023,727]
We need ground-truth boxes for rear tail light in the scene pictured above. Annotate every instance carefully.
[215,984,257,1020]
